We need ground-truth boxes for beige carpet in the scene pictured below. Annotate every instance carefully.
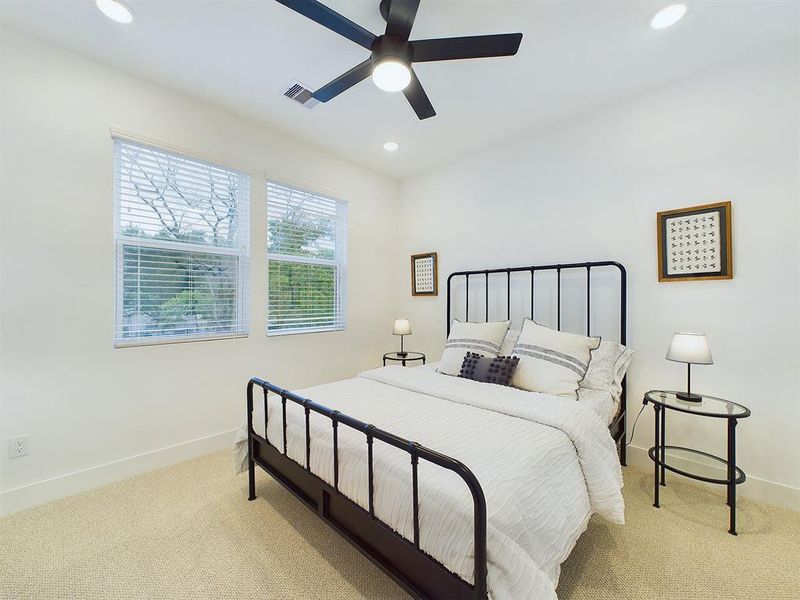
[1,451,797,600]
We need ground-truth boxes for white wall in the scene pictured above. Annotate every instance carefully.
[395,42,800,508]
[0,29,399,514]
[2,28,798,515]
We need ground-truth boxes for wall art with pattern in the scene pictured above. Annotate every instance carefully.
[657,201,733,282]
[411,252,438,296]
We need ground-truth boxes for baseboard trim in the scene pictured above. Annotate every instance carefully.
[626,444,800,511]
[3,436,795,516]
[0,429,237,516]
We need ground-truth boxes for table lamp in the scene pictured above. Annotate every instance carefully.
[666,332,713,402]
[393,318,411,357]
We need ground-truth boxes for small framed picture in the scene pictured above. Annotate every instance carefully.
[411,252,438,296]
[657,201,733,282]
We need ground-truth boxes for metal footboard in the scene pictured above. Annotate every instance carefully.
[246,377,488,599]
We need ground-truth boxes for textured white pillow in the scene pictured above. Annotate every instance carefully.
[499,329,521,356]
[582,341,631,395]
[612,347,634,400]
[511,319,600,399]
[438,320,510,376]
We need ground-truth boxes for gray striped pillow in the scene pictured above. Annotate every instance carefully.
[510,319,600,399]
[438,320,510,376]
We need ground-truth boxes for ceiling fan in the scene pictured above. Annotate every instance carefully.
[275,0,523,120]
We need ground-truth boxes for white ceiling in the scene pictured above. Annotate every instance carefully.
[2,1,797,179]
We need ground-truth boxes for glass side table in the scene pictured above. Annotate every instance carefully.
[643,390,751,535]
[383,352,425,367]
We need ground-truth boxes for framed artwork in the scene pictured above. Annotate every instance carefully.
[657,201,733,282]
[411,252,438,296]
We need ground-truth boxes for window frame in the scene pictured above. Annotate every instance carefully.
[112,136,251,348]
[266,179,348,336]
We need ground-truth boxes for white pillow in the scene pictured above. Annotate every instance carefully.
[499,329,521,356]
[612,347,634,400]
[438,320,511,376]
[511,319,600,399]
[582,340,633,395]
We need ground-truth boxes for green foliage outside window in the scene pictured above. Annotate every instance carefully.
[267,262,336,331]
[121,236,238,339]
[267,195,339,332]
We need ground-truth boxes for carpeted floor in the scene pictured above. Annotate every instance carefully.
[1,451,797,600]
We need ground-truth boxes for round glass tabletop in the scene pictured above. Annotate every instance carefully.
[384,352,425,360]
[645,390,751,419]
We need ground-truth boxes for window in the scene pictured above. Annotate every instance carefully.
[114,138,250,345]
[267,181,347,334]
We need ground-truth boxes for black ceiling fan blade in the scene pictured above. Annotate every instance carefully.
[411,33,523,62]
[403,69,435,120]
[275,0,377,50]
[313,59,373,102]
[385,0,420,40]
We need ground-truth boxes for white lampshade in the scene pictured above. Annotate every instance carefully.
[393,318,411,336]
[666,332,713,365]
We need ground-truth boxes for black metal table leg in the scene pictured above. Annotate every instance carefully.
[726,420,732,508]
[728,418,738,535]
[383,357,387,366]
[653,404,661,508]
[660,404,666,486]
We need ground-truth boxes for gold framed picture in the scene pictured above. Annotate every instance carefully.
[411,252,438,296]
[657,201,733,282]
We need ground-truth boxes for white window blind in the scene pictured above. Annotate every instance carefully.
[114,137,250,346]
[267,181,347,335]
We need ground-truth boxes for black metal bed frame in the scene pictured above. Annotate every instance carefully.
[247,260,627,599]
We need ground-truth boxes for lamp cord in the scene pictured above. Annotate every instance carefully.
[625,403,647,447]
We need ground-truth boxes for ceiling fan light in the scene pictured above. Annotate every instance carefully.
[372,60,411,92]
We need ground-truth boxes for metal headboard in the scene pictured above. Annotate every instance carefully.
[446,260,627,344]
[446,260,629,465]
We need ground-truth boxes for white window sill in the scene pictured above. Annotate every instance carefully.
[267,326,345,337]
[114,333,249,348]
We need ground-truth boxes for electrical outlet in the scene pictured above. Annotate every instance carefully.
[9,435,29,458]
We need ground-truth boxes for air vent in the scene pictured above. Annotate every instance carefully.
[283,81,320,109]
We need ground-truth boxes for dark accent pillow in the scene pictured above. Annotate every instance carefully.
[458,352,519,387]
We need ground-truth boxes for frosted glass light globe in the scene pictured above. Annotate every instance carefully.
[372,60,411,92]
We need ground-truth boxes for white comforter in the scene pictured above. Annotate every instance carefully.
[233,365,624,600]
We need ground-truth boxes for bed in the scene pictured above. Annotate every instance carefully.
[235,261,628,600]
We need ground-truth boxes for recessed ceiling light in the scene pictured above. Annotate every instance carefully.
[383,142,399,152]
[372,60,411,93]
[651,4,687,29]
[96,0,134,24]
